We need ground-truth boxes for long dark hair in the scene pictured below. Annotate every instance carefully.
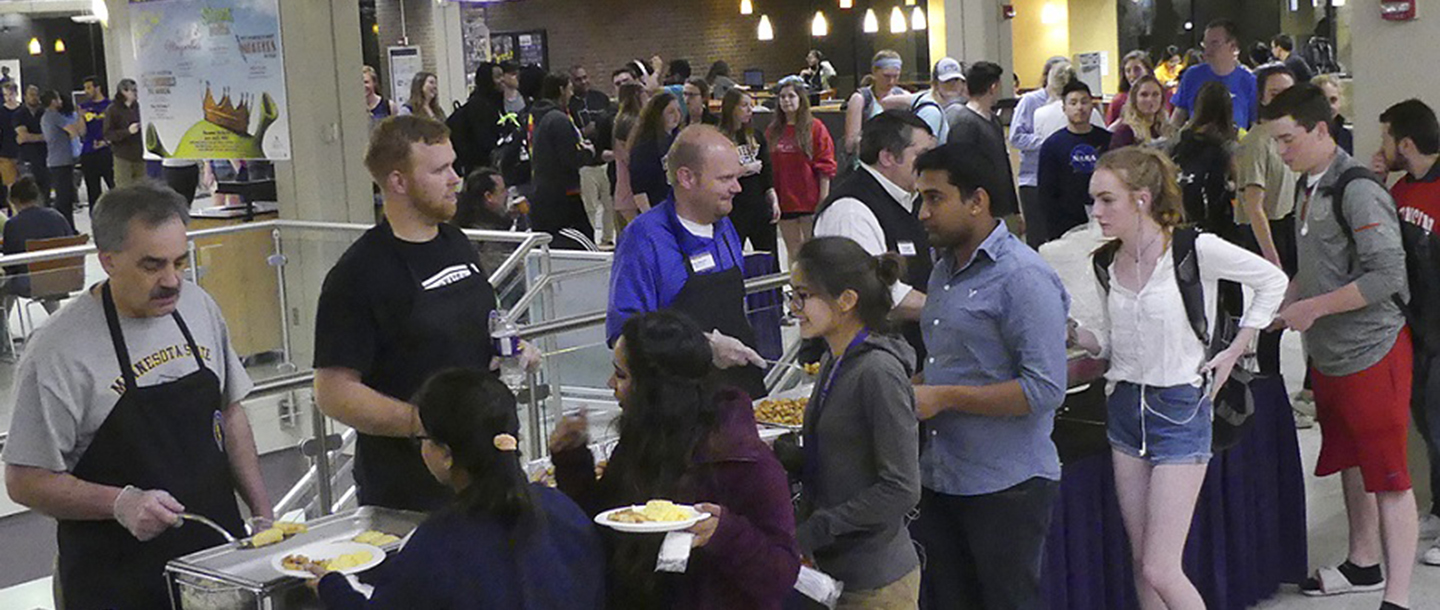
[413,369,537,527]
[453,167,505,229]
[719,89,756,149]
[471,61,502,105]
[1186,80,1237,142]
[606,311,720,503]
[407,71,445,120]
[1118,50,1154,93]
[630,91,679,150]
[767,81,815,158]
[613,83,646,147]
[795,237,904,333]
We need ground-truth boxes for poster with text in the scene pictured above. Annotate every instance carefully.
[130,0,290,160]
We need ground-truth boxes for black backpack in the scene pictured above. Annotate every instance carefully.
[492,110,532,188]
[1093,227,1259,450]
[1326,166,1440,353]
[1172,132,1235,236]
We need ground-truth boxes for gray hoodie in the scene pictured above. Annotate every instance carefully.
[797,332,921,591]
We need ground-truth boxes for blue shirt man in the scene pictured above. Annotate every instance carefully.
[1172,19,1258,129]
[908,143,1070,608]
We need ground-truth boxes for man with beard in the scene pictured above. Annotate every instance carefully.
[4,183,271,609]
[313,115,535,511]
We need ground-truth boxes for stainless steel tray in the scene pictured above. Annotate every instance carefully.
[753,384,813,431]
[167,506,426,589]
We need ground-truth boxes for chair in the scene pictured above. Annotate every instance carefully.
[16,234,90,340]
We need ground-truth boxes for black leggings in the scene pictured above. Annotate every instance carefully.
[49,165,78,231]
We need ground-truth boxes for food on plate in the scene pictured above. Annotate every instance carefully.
[352,530,401,546]
[754,397,807,426]
[802,362,821,375]
[281,550,375,572]
[249,521,308,548]
[608,500,694,524]
[250,527,285,548]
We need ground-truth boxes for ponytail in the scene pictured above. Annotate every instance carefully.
[413,369,539,532]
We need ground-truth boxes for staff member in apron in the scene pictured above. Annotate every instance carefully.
[606,125,768,398]
[3,184,271,610]
[313,115,537,512]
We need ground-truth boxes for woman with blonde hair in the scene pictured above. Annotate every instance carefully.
[1109,75,1175,148]
[610,82,649,228]
[401,71,446,120]
[1071,147,1286,610]
[362,65,400,129]
[1107,51,1156,125]
[767,78,837,259]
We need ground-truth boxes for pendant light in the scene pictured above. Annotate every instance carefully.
[758,14,774,41]
[862,8,879,33]
[840,0,853,9]
[890,6,908,33]
[911,6,927,30]
[28,38,42,55]
[740,0,753,15]
[54,38,66,53]
[812,12,829,37]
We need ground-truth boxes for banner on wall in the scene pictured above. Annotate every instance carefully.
[130,0,291,160]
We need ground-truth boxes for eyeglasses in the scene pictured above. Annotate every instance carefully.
[786,289,813,310]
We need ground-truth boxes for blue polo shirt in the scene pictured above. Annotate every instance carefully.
[606,199,745,344]
[1171,63,1258,130]
[919,221,1070,496]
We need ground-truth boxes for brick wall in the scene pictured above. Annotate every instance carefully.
[375,0,438,90]
[478,0,817,93]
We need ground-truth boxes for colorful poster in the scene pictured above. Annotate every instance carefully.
[130,0,290,160]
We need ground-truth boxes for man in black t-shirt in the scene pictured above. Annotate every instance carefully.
[312,115,537,511]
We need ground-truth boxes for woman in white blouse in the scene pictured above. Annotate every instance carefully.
[1072,147,1288,610]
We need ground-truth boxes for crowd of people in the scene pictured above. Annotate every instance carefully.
[1,12,1438,610]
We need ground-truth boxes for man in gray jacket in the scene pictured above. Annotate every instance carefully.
[1270,83,1416,609]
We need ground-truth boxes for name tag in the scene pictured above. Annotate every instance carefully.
[898,241,918,256]
[690,252,717,272]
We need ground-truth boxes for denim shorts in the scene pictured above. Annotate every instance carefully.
[1107,381,1212,465]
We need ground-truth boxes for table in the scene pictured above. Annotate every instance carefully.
[1043,375,1309,609]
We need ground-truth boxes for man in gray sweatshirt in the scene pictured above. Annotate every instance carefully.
[1270,83,1416,610]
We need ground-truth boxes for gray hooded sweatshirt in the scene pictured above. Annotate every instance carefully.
[797,331,921,591]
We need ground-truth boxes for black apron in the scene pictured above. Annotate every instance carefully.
[56,284,243,610]
[355,230,497,510]
[665,216,768,399]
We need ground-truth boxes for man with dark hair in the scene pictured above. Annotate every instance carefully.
[1172,19,1258,129]
[12,84,49,204]
[682,77,717,126]
[814,109,937,361]
[1269,83,1416,608]
[530,72,597,249]
[1373,98,1440,566]
[3,183,271,609]
[499,60,526,114]
[945,61,1020,227]
[909,142,1069,610]
[2,174,74,305]
[1037,80,1110,243]
[1270,33,1314,83]
[607,125,768,397]
[570,65,616,247]
[612,67,637,90]
[314,115,537,511]
[79,75,115,212]
[665,58,692,85]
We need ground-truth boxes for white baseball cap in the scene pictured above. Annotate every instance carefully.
[934,58,965,82]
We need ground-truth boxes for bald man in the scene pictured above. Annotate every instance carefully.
[606,125,768,397]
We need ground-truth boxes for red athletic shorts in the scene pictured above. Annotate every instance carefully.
[1310,327,1413,492]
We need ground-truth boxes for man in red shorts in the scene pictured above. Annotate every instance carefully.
[1271,83,1416,610]
[1373,99,1440,566]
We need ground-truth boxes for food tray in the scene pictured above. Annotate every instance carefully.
[753,384,814,431]
[167,506,425,590]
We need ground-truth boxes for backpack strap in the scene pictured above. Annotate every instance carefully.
[1091,229,1209,348]
[1091,240,1120,294]
[1328,166,1386,246]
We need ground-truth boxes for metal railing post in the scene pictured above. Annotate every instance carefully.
[311,396,334,516]
[270,228,295,371]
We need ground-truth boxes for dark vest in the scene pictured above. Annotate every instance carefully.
[819,168,933,364]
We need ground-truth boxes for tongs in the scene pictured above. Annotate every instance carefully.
[178,512,248,547]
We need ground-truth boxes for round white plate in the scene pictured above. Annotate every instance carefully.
[594,505,711,533]
[271,541,385,578]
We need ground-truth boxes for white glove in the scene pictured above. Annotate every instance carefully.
[707,330,765,370]
[113,485,184,542]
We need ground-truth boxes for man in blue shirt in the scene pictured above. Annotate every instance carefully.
[1172,19,1258,130]
[606,125,767,396]
[909,143,1070,609]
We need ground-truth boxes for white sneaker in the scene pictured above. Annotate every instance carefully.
[1424,540,1440,566]
[1422,513,1440,540]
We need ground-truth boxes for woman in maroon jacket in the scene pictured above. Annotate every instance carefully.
[550,310,800,609]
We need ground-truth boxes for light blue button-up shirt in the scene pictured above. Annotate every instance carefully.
[919,221,1070,496]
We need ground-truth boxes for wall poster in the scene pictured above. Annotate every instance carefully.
[387,46,424,106]
[489,30,547,70]
[129,0,291,160]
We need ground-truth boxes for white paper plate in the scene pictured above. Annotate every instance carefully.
[594,505,711,533]
[271,541,386,578]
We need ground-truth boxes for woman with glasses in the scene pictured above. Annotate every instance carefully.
[789,237,922,607]
[307,369,605,609]
[548,310,801,610]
